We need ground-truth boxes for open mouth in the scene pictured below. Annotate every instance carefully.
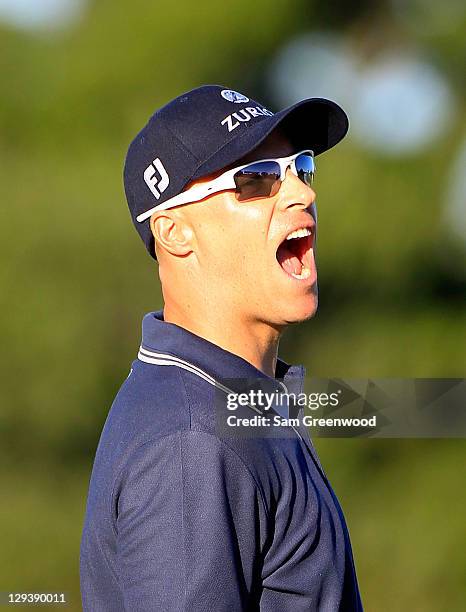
[276,227,314,280]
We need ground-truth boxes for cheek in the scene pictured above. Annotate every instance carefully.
[228,200,271,253]
[200,201,269,266]
[195,223,239,273]
[231,214,269,277]
[192,195,273,285]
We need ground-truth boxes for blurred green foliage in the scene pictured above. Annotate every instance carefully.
[0,0,465,610]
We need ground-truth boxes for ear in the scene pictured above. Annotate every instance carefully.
[150,210,194,257]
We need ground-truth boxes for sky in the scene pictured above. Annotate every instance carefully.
[0,0,84,29]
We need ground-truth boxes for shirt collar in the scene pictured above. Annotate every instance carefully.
[139,310,305,390]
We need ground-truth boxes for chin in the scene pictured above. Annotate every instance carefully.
[272,285,319,326]
[287,297,318,324]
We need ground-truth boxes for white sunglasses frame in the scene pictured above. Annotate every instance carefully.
[136,149,315,222]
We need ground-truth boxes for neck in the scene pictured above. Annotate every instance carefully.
[163,301,282,378]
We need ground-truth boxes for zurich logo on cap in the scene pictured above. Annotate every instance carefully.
[220,89,249,103]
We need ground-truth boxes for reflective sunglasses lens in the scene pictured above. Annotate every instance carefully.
[295,153,315,186]
[234,161,281,201]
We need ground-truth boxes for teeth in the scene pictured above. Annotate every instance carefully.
[291,267,311,280]
[286,228,312,241]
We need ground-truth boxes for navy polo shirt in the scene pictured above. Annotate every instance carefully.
[80,310,363,611]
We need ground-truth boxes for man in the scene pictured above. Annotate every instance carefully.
[80,85,363,611]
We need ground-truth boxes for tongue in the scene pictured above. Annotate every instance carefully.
[277,244,303,276]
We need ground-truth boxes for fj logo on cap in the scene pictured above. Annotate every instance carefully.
[220,89,249,104]
[144,158,170,200]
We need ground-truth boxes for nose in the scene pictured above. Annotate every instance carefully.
[276,167,316,212]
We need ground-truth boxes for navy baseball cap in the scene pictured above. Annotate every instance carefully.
[123,84,349,259]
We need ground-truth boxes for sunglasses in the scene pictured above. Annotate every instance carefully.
[136,149,315,222]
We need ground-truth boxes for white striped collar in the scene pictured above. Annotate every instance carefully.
[139,310,305,390]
